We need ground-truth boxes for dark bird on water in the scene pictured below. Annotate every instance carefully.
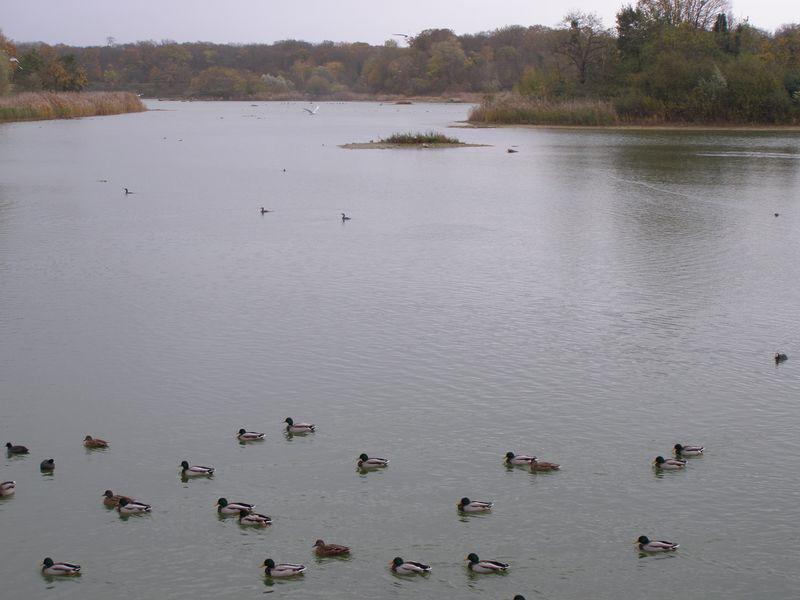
[6,442,29,454]
[40,458,55,471]
[774,213,780,217]
[124,188,133,195]
[775,352,788,364]
[507,148,518,153]
[260,207,271,214]
[341,213,351,221]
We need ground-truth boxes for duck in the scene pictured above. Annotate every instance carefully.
[0,481,15,497]
[504,451,536,466]
[673,443,704,457]
[262,558,306,577]
[42,558,81,576]
[775,352,788,364]
[123,188,133,195]
[284,417,315,434]
[458,497,493,513]
[635,535,679,552]
[530,459,560,472]
[466,553,509,573]
[357,453,389,469]
[260,207,272,214]
[103,490,133,507]
[237,428,265,441]
[390,557,431,574]
[40,458,55,472]
[84,435,109,448]
[341,213,351,221]
[313,539,350,556]
[5,442,29,455]
[238,509,272,527]
[217,497,254,515]
[180,461,214,477]
[653,456,686,470]
[117,498,151,515]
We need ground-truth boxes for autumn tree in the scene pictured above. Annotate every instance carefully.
[636,0,731,30]
[554,12,612,85]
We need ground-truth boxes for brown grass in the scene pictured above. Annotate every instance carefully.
[0,92,146,123]
[469,95,619,126]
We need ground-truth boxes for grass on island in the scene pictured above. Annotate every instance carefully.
[0,92,146,123]
[468,96,619,126]
[379,131,464,145]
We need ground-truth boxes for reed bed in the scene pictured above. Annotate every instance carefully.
[0,92,146,122]
[469,95,619,126]
[380,131,463,144]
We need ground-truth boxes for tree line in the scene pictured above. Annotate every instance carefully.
[2,0,799,123]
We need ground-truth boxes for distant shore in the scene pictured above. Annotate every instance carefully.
[0,92,146,123]
[458,122,800,132]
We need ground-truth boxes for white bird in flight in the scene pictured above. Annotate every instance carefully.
[303,105,320,115]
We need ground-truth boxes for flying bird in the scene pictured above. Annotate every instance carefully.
[303,105,320,115]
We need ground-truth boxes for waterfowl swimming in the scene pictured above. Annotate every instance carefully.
[653,456,686,470]
[775,352,788,364]
[390,557,431,574]
[40,458,55,472]
[124,188,133,195]
[84,435,109,448]
[357,453,388,469]
[180,461,214,477]
[262,558,306,577]
[313,539,350,556]
[6,442,29,454]
[217,497,254,515]
[514,596,527,600]
[260,207,271,214]
[341,213,351,221]
[238,509,272,527]
[237,428,265,441]
[117,497,151,514]
[42,558,81,576]
[284,418,315,434]
[466,553,509,573]
[673,443,704,457]
[504,451,536,466]
[635,535,679,552]
[530,459,560,472]
[103,490,133,507]
[458,497,493,513]
[0,481,15,497]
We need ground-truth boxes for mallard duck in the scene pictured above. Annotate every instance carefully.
[635,535,679,552]
[466,553,508,573]
[530,459,560,472]
[84,435,109,448]
[653,456,686,470]
[118,497,151,514]
[217,497,254,515]
[237,429,265,441]
[5,442,29,454]
[239,509,272,527]
[673,443,704,457]
[390,557,431,574]
[262,558,306,577]
[102,490,133,507]
[40,458,55,472]
[357,453,388,469]
[42,558,81,576]
[180,461,214,477]
[504,451,536,466]
[775,352,788,364]
[458,497,493,512]
[0,481,15,497]
[284,418,315,434]
[313,539,350,556]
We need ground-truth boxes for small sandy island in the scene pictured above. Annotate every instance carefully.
[341,130,487,149]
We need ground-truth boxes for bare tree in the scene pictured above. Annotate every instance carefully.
[637,0,732,30]
[554,12,611,85]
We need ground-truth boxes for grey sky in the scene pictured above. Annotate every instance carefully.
[3,0,797,46]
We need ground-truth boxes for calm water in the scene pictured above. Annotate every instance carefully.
[1,102,800,599]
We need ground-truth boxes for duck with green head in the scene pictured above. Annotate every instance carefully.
[284,418,315,434]
[390,556,430,574]
[262,558,306,577]
[466,553,508,573]
[635,535,679,552]
[42,558,81,576]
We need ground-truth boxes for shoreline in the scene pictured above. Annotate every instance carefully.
[341,141,487,149]
[456,121,800,132]
[0,92,147,124]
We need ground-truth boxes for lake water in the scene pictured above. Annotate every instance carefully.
[1,101,799,599]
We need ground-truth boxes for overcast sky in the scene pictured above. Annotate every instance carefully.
[3,0,797,46]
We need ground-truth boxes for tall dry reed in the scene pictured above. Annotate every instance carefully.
[0,91,145,122]
[469,95,619,126]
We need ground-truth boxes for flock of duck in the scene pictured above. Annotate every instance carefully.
[2,411,715,593]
